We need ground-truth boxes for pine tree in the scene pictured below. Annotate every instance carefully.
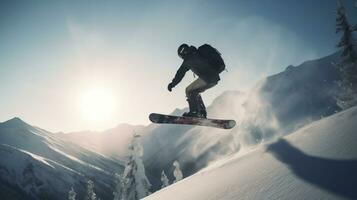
[336,0,357,64]
[173,161,183,183]
[68,186,76,200]
[336,0,357,108]
[86,180,97,200]
[120,134,151,200]
[160,170,170,188]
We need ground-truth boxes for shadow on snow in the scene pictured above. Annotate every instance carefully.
[267,139,357,199]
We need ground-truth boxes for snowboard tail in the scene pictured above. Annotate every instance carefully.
[149,113,236,129]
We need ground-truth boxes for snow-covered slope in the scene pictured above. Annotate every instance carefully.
[243,52,341,140]
[0,118,123,200]
[144,106,357,200]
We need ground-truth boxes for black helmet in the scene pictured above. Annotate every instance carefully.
[177,44,190,59]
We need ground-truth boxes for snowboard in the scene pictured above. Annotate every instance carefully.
[149,113,236,129]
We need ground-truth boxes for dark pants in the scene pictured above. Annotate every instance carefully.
[185,78,217,114]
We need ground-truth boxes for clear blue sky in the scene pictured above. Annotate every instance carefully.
[0,0,356,132]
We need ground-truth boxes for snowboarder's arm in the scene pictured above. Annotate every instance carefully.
[170,62,190,88]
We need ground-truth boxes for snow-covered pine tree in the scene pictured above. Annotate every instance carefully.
[86,180,97,200]
[120,134,151,200]
[113,173,123,200]
[68,186,76,200]
[120,144,136,200]
[173,161,183,183]
[336,0,357,108]
[160,170,170,188]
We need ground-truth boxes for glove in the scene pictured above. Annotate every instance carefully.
[167,83,174,92]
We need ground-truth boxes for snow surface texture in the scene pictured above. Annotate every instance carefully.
[144,106,357,200]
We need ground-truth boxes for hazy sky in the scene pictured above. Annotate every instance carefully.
[1,0,356,132]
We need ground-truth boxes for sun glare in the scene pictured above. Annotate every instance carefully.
[79,87,117,122]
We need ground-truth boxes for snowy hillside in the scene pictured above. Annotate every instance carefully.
[0,118,123,200]
[144,106,357,200]
[244,52,341,138]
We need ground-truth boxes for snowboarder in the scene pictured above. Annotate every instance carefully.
[149,44,235,129]
[167,43,225,118]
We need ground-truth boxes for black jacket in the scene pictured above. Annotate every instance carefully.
[171,52,220,87]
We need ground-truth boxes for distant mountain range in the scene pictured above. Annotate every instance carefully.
[0,118,123,200]
[60,123,145,160]
[0,51,345,198]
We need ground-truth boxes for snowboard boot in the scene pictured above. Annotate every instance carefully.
[182,96,201,118]
[197,95,207,118]
[182,111,201,118]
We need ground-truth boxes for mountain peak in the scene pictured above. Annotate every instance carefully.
[7,117,25,123]
[1,117,31,128]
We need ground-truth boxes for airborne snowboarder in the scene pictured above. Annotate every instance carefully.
[149,43,235,129]
[167,43,225,118]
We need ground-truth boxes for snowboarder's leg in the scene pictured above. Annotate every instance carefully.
[184,78,216,118]
[197,94,207,118]
[184,95,200,117]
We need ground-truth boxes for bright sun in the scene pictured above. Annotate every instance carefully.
[79,87,117,122]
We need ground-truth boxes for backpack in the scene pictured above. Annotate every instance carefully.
[197,44,226,73]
